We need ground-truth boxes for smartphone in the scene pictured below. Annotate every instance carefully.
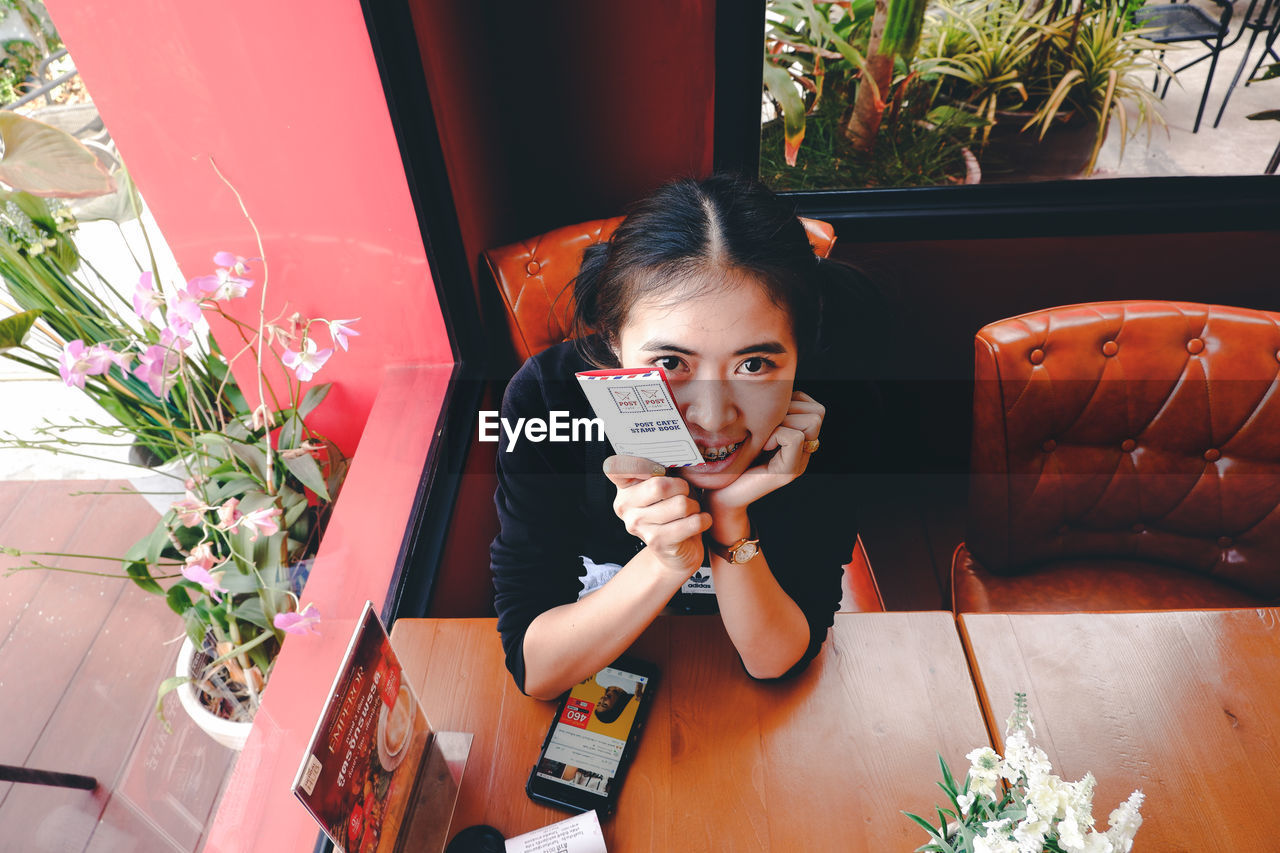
[525,657,658,816]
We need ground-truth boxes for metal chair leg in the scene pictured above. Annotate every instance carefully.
[1214,28,1266,126]
[0,764,97,790]
[1193,47,1224,131]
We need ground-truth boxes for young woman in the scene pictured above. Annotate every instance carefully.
[491,174,869,699]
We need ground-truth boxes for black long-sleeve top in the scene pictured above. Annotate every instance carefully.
[490,341,858,694]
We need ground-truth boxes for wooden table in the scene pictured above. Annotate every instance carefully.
[391,613,990,850]
[960,609,1280,852]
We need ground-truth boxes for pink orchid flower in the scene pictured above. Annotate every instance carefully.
[132,272,165,324]
[213,267,254,300]
[274,603,320,636]
[239,506,282,541]
[185,274,221,297]
[133,344,180,399]
[213,251,254,278]
[216,497,242,530]
[165,286,205,339]
[58,340,115,389]
[327,318,360,352]
[182,544,228,602]
[170,491,207,527]
[159,326,192,352]
[282,337,333,382]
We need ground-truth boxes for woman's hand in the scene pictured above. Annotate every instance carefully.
[604,455,712,578]
[705,391,825,523]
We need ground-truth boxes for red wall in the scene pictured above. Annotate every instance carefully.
[409,0,717,291]
[49,0,453,457]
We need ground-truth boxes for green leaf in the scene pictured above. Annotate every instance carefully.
[297,383,331,418]
[763,60,808,166]
[278,413,303,450]
[281,451,329,501]
[125,560,164,595]
[184,608,207,647]
[1251,62,1280,82]
[155,675,191,730]
[0,309,40,352]
[926,105,991,129]
[0,112,116,198]
[938,753,960,794]
[165,583,194,615]
[234,597,274,632]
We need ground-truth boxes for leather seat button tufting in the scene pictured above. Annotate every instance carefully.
[1186,338,1204,354]
[1029,348,1045,365]
[525,260,541,275]
[1204,448,1221,462]
[1217,536,1233,548]
[1042,439,1057,452]
[1121,439,1136,453]
[1102,340,1119,356]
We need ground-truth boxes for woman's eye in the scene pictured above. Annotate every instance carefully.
[654,356,684,372]
[739,357,772,375]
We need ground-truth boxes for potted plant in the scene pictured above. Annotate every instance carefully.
[1,179,356,747]
[916,0,1168,179]
[762,0,982,188]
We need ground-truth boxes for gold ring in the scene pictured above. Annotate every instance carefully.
[802,438,820,454]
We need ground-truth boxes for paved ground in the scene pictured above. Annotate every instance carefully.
[1094,0,1280,177]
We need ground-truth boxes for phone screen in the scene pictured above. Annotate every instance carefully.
[530,664,652,808]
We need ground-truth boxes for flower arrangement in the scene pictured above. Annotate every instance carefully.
[1,174,357,728]
[906,694,1144,853]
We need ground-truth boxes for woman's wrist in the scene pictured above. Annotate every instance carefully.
[708,508,752,549]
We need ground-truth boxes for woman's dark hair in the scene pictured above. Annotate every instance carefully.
[569,174,852,369]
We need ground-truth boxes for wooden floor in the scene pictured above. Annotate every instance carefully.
[0,481,236,853]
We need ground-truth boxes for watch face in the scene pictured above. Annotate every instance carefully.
[733,542,759,563]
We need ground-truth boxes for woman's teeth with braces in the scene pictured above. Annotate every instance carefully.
[700,440,744,462]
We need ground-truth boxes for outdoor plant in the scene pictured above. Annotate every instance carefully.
[0,189,248,462]
[916,0,1168,174]
[1,174,357,724]
[905,694,1144,853]
[764,0,874,164]
[763,0,981,187]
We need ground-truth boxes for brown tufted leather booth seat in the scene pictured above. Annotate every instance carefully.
[484,216,837,362]
[479,215,882,613]
[953,300,1280,613]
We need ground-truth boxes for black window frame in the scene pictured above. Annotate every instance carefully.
[722,0,1280,240]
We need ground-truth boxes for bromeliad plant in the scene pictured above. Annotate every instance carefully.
[1,199,357,724]
[906,694,1144,853]
[917,0,1168,174]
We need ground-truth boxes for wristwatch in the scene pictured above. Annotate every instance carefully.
[708,528,761,565]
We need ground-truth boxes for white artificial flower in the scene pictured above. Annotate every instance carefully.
[975,836,1021,853]
[957,791,976,815]
[1079,831,1116,853]
[1068,773,1099,828]
[1058,813,1087,852]
[1003,731,1052,782]
[1012,814,1049,853]
[1105,790,1145,852]
[967,747,1004,799]
[1026,773,1070,821]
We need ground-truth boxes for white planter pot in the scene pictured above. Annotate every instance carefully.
[175,636,253,751]
[128,454,189,516]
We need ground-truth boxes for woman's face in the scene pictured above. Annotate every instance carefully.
[615,273,798,490]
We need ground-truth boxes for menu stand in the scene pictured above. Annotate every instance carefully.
[399,730,474,852]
